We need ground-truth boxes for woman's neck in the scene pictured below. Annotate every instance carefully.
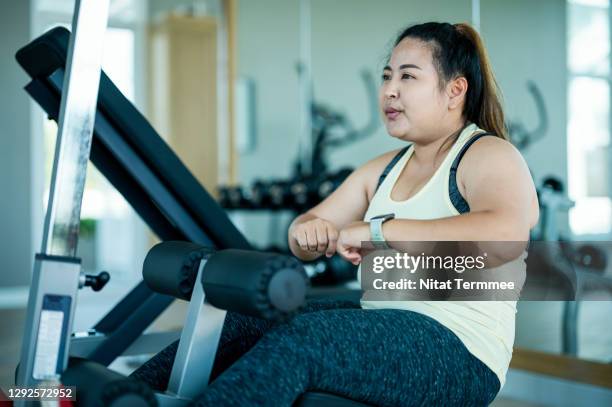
[411,121,468,168]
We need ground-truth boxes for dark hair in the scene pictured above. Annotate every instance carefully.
[393,22,508,140]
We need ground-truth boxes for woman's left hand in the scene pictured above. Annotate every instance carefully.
[337,221,371,265]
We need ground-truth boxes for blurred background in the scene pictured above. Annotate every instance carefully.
[0,0,611,405]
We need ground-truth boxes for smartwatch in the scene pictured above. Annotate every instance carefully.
[370,213,395,249]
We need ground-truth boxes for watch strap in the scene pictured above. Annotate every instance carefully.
[370,216,392,249]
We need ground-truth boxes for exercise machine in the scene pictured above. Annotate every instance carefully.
[63,241,309,406]
[14,4,368,406]
[532,176,610,356]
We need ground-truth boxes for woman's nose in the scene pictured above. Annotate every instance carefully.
[384,84,399,99]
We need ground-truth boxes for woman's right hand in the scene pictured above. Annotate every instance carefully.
[290,217,339,258]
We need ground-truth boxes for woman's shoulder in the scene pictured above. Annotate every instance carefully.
[459,133,539,228]
[461,134,525,170]
[458,133,535,199]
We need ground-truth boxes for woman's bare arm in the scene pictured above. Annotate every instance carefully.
[288,149,403,260]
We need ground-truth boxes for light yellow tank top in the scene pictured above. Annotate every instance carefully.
[361,123,521,388]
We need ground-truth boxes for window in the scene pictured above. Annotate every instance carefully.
[567,0,612,235]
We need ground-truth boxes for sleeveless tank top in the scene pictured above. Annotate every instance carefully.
[360,123,523,388]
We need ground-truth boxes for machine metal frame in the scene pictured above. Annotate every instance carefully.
[16,1,109,401]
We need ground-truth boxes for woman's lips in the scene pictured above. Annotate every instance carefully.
[385,109,402,120]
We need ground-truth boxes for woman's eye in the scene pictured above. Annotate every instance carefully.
[401,73,414,80]
[381,73,391,81]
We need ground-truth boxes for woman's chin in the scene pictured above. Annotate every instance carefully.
[386,125,410,140]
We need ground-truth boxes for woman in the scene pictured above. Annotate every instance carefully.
[133,22,538,406]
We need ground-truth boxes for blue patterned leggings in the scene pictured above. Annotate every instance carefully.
[130,300,500,406]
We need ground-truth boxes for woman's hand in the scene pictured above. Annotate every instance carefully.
[290,217,339,258]
[337,221,371,265]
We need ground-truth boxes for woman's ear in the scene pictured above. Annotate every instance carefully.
[447,77,468,110]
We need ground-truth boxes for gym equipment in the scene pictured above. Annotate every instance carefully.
[299,70,380,176]
[560,242,607,272]
[17,24,252,370]
[532,176,610,356]
[29,242,308,406]
[507,81,549,152]
[264,244,358,287]
[308,255,358,286]
[218,185,250,209]
[60,242,308,406]
[531,176,578,355]
[534,176,574,241]
[16,23,368,407]
[15,1,110,403]
[218,168,352,211]
[534,176,608,274]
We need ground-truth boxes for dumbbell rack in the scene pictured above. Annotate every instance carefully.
[217,168,353,212]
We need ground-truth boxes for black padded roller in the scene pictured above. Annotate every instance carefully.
[62,357,157,407]
[202,250,308,319]
[142,241,214,301]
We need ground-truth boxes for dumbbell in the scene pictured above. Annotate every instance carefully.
[290,180,311,209]
[308,255,358,286]
[218,185,247,209]
[250,180,271,208]
[318,168,352,199]
[268,180,292,208]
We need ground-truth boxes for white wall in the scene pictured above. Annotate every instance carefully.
[0,1,34,288]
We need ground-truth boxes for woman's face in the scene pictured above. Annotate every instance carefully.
[379,37,449,142]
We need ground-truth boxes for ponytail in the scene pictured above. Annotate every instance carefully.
[454,23,508,140]
[394,22,508,141]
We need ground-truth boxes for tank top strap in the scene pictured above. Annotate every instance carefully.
[448,132,496,213]
[375,145,411,193]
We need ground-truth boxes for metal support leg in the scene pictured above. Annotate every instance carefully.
[166,260,227,402]
[539,187,578,356]
[562,301,579,356]
[15,0,109,402]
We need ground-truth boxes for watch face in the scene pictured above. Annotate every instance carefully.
[372,213,395,221]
